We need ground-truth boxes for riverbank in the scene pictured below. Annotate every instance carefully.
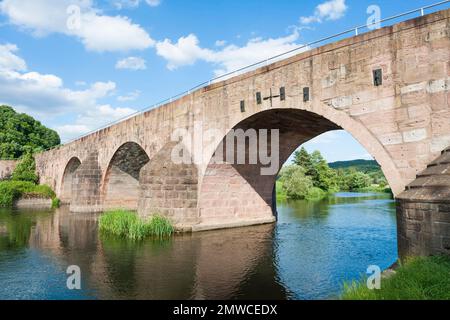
[341,256,450,300]
[276,181,391,202]
[0,180,59,209]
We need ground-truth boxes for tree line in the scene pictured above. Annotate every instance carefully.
[278,147,390,201]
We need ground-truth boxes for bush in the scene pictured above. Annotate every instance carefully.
[341,256,450,300]
[99,210,174,240]
[305,187,326,201]
[52,198,61,208]
[280,165,313,200]
[343,170,372,191]
[11,152,38,183]
[0,182,22,207]
[0,181,56,207]
[29,184,56,199]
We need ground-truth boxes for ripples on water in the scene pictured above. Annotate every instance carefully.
[0,192,398,300]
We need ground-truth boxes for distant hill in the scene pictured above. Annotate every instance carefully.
[329,159,380,173]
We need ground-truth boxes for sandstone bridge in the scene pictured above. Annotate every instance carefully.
[28,9,450,258]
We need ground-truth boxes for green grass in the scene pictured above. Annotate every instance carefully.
[341,256,450,300]
[0,180,56,207]
[99,210,174,240]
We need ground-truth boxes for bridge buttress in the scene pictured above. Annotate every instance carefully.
[70,152,103,213]
[397,147,450,258]
[138,143,200,229]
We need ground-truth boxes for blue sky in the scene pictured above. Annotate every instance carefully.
[0,0,448,162]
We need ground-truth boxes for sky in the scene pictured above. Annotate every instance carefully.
[0,0,448,163]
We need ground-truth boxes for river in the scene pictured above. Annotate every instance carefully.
[0,192,398,300]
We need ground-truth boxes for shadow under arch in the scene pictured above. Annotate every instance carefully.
[60,157,82,205]
[102,142,150,210]
[199,108,400,224]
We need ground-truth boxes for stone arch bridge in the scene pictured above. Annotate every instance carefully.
[34,9,450,258]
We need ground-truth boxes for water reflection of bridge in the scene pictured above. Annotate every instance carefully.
[23,208,288,299]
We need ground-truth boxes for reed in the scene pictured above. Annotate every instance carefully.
[99,210,174,240]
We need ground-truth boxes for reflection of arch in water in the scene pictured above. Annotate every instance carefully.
[60,157,82,204]
[189,224,282,300]
[102,142,150,210]
[96,224,279,299]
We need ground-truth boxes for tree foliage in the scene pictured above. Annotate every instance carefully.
[280,165,313,200]
[0,105,60,159]
[279,148,388,200]
[339,169,372,191]
[11,152,38,183]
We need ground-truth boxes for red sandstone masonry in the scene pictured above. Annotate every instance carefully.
[32,10,450,236]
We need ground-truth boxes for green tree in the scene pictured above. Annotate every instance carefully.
[344,169,372,191]
[293,147,317,178]
[0,105,60,159]
[11,152,38,183]
[310,150,338,191]
[280,165,314,200]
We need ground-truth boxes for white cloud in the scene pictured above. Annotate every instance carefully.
[0,43,27,71]
[300,0,348,24]
[115,57,147,70]
[112,0,140,10]
[145,0,161,7]
[112,0,161,9]
[56,104,136,141]
[215,40,227,47]
[0,43,137,142]
[0,0,154,52]
[156,30,305,76]
[117,90,141,102]
[156,34,213,71]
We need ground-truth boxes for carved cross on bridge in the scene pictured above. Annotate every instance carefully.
[263,88,280,107]
[260,87,286,107]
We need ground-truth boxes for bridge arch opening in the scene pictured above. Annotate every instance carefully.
[198,108,396,225]
[102,142,150,210]
[60,157,82,204]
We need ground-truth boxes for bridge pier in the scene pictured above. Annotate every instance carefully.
[70,152,103,213]
[397,148,450,258]
[138,143,200,228]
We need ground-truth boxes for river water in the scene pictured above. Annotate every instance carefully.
[0,192,398,300]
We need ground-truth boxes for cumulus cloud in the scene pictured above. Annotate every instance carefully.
[156,30,305,76]
[0,0,154,52]
[56,104,136,141]
[0,44,27,72]
[115,57,147,70]
[300,0,348,24]
[0,43,137,142]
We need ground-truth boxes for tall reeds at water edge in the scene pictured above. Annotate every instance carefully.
[99,210,174,240]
